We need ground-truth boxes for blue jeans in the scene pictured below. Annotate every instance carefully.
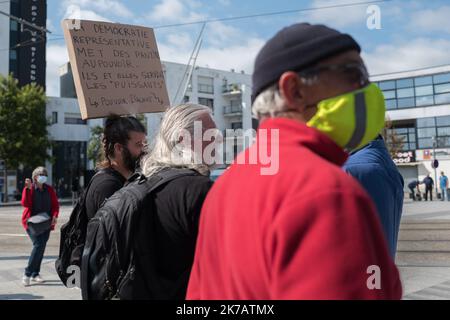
[441,188,448,201]
[25,229,50,277]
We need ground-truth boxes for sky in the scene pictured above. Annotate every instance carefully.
[44,0,450,97]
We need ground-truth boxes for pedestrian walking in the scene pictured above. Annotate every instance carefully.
[422,174,434,201]
[21,166,59,286]
[440,171,449,201]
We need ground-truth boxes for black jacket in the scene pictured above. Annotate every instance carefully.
[85,168,126,220]
[423,176,434,188]
[138,170,213,299]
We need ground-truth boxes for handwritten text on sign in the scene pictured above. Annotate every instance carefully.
[62,20,169,119]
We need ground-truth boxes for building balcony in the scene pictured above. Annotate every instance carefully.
[222,83,242,96]
[223,105,243,116]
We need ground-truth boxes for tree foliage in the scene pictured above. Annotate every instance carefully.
[382,116,406,158]
[87,125,103,168]
[0,74,51,169]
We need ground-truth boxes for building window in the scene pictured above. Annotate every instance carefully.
[434,93,450,105]
[415,85,433,96]
[416,95,434,107]
[434,83,450,94]
[417,117,436,128]
[396,78,413,89]
[385,99,397,110]
[387,127,416,151]
[379,80,396,90]
[9,50,17,60]
[397,97,415,108]
[438,136,450,148]
[436,116,450,127]
[198,97,214,110]
[231,122,242,130]
[52,112,58,124]
[198,76,214,94]
[416,116,450,149]
[433,72,450,84]
[437,127,450,136]
[64,113,86,125]
[397,88,414,98]
[10,20,18,31]
[417,127,436,138]
[414,76,433,86]
[418,138,433,149]
[382,90,396,99]
[183,95,190,103]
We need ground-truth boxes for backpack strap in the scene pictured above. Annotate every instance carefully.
[146,168,198,191]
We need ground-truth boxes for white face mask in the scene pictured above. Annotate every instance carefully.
[36,175,47,185]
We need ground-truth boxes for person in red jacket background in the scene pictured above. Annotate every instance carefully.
[186,23,402,300]
[21,166,59,286]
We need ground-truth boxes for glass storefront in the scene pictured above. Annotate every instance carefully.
[52,141,87,198]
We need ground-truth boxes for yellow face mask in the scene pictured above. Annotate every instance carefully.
[306,83,386,152]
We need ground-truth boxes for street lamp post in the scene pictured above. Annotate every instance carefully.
[432,136,438,198]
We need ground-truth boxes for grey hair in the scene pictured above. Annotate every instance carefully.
[252,75,317,119]
[32,166,47,180]
[251,83,288,119]
[141,103,214,177]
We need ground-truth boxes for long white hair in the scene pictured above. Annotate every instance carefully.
[141,103,214,177]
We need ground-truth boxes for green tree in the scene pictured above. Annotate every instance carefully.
[0,74,52,201]
[87,125,103,168]
[382,116,405,158]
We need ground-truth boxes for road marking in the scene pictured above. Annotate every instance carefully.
[0,233,27,237]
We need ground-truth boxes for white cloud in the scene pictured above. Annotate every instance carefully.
[147,0,260,72]
[149,0,185,22]
[64,8,111,22]
[205,21,241,47]
[62,0,133,19]
[363,38,450,75]
[146,0,206,25]
[409,5,450,34]
[197,38,265,73]
[46,44,69,97]
[46,18,56,33]
[158,36,264,74]
[166,33,193,48]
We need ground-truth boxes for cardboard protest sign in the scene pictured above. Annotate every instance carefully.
[62,19,169,119]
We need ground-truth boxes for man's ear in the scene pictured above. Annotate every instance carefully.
[113,142,123,154]
[278,71,308,112]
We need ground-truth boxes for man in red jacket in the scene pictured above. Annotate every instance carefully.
[186,23,402,299]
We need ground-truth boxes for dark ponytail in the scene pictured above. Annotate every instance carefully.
[98,114,147,169]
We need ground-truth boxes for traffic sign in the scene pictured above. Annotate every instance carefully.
[432,159,439,169]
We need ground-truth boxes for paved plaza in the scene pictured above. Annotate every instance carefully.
[0,200,449,300]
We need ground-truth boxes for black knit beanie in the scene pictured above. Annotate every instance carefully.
[251,23,361,103]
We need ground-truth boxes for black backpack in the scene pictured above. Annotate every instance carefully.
[81,168,197,300]
[55,169,121,286]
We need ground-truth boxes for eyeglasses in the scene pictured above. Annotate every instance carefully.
[297,62,370,87]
